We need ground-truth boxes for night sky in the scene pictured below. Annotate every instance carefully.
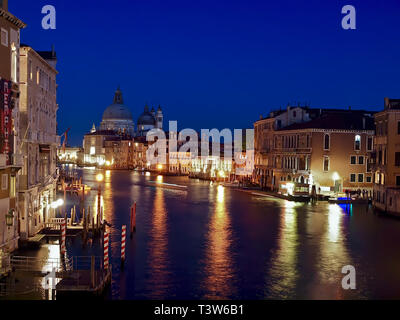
[11,0,400,146]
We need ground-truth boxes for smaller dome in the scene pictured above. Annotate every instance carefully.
[138,105,156,126]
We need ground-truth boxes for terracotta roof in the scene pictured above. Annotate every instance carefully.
[280,111,376,131]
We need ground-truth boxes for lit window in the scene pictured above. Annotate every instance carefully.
[11,43,17,82]
[10,176,16,198]
[323,156,329,172]
[355,135,361,151]
[90,146,95,155]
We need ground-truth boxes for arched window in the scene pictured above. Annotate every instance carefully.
[324,134,330,150]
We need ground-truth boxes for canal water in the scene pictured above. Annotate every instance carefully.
[40,168,400,299]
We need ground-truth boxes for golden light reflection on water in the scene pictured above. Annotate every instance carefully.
[267,200,301,298]
[328,204,341,243]
[203,185,235,299]
[313,204,352,299]
[146,187,170,297]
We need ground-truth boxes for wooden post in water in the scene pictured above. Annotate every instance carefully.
[91,255,95,288]
[83,208,87,244]
[133,202,136,231]
[92,215,95,237]
[121,225,126,265]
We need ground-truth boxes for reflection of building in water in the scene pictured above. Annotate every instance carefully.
[313,204,351,299]
[266,201,299,298]
[145,187,171,298]
[203,185,235,299]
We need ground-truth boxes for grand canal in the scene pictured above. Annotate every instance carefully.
[31,167,400,299]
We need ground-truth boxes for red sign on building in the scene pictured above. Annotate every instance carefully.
[0,79,13,165]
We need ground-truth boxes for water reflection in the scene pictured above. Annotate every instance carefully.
[203,185,235,299]
[313,204,352,299]
[266,201,301,298]
[145,187,171,298]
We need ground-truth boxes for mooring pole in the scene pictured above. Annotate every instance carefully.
[121,225,126,267]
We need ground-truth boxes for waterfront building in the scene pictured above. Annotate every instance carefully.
[253,106,322,189]
[57,146,83,164]
[104,137,134,170]
[0,0,25,255]
[82,129,118,166]
[132,136,148,170]
[18,45,59,239]
[372,98,400,215]
[254,105,376,196]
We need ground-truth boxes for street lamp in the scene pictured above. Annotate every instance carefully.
[6,209,15,227]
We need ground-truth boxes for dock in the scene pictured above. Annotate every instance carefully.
[56,268,111,299]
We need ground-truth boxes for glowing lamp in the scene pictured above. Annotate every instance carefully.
[6,209,15,227]
[96,173,104,182]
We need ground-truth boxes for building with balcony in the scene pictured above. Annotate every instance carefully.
[0,0,25,254]
[254,105,376,196]
[17,45,59,239]
[372,98,400,215]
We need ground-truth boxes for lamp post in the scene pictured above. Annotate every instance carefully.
[96,173,104,225]
[6,209,15,228]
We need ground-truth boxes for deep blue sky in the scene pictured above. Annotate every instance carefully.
[11,0,400,146]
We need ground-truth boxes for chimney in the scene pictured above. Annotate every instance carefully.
[384,97,390,109]
[362,117,366,130]
[0,0,8,11]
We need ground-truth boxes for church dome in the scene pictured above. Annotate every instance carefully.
[137,105,156,126]
[102,88,133,121]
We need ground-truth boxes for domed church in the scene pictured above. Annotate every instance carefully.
[137,104,163,136]
[100,87,135,135]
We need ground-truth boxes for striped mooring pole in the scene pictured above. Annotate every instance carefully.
[60,218,66,256]
[104,231,109,270]
[121,225,126,264]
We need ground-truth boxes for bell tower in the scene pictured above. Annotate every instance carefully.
[156,105,163,129]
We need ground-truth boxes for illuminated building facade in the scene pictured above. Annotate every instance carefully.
[104,137,134,170]
[57,146,83,164]
[0,0,25,255]
[254,106,376,196]
[372,98,400,215]
[18,45,59,239]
